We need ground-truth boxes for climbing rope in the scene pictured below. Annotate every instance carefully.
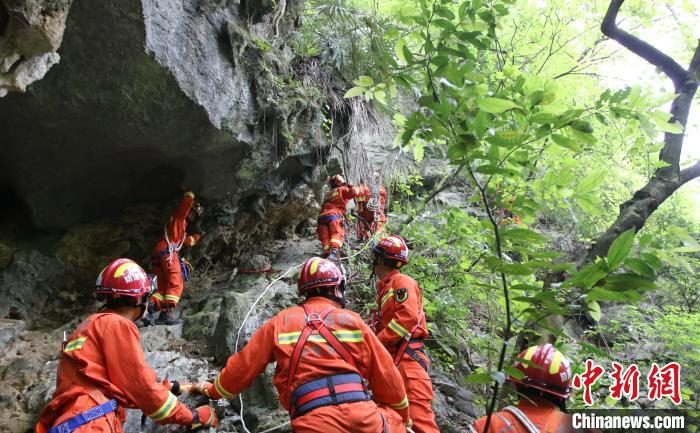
[232,262,303,433]
[229,236,373,432]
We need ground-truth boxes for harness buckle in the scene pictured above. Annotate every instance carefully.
[306,312,322,323]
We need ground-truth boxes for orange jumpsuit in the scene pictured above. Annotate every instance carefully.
[470,396,600,433]
[355,186,388,240]
[208,297,410,433]
[150,191,201,309]
[317,185,359,254]
[376,270,440,433]
[36,312,192,433]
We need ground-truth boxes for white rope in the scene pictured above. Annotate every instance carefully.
[230,235,372,433]
[257,421,291,433]
[232,263,303,433]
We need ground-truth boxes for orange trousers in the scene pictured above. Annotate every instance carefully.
[316,217,345,253]
[291,401,406,433]
[150,250,184,309]
[40,394,123,433]
[399,360,439,433]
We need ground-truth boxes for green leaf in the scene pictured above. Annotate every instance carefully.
[344,87,365,99]
[570,120,593,133]
[623,258,656,279]
[475,165,519,177]
[499,263,536,276]
[586,300,601,322]
[433,18,455,32]
[502,228,547,243]
[447,142,467,160]
[604,273,656,292]
[657,120,684,134]
[413,141,425,161]
[504,365,525,380]
[641,252,662,270]
[577,170,606,193]
[465,373,492,384]
[550,134,581,152]
[436,6,455,20]
[395,39,407,64]
[356,76,374,87]
[477,97,521,114]
[606,228,636,271]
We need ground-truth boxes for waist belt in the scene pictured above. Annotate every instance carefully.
[317,214,343,223]
[290,373,371,419]
[389,338,428,372]
[152,249,190,281]
[48,400,118,433]
[151,248,170,265]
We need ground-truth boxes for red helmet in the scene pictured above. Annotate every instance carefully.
[297,257,345,295]
[373,235,409,267]
[508,344,572,399]
[95,258,153,299]
[330,174,345,187]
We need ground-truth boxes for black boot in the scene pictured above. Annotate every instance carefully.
[155,308,182,325]
[326,247,340,262]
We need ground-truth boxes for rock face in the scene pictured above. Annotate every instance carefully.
[0,0,326,230]
[0,0,73,96]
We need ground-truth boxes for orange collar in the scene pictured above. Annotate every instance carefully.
[303,296,342,309]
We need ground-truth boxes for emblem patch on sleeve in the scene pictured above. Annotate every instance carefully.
[396,288,408,302]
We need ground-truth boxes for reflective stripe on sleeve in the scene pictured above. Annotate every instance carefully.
[148,392,177,421]
[152,293,164,301]
[380,289,395,308]
[63,337,87,352]
[387,319,410,338]
[164,295,180,302]
[215,375,236,399]
[389,396,409,410]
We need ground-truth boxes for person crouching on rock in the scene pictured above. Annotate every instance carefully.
[36,258,217,433]
[189,257,412,433]
[149,189,203,325]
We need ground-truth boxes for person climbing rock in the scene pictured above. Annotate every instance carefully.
[317,174,359,261]
[470,344,599,433]
[190,257,411,433]
[355,183,388,241]
[149,189,203,325]
[36,258,217,433]
[371,235,440,433]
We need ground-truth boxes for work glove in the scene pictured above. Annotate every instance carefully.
[191,405,218,429]
[191,381,216,398]
[162,379,194,396]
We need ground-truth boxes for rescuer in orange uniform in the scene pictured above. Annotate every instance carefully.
[372,235,440,433]
[36,258,217,433]
[355,184,388,241]
[317,174,360,261]
[150,190,203,325]
[470,344,599,433]
[190,257,411,433]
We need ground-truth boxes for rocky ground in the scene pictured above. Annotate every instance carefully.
[0,226,478,433]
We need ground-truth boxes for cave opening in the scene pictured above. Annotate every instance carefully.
[0,185,36,236]
[0,2,9,37]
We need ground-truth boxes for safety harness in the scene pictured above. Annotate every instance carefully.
[48,351,119,433]
[287,304,372,419]
[317,214,344,224]
[390,310,428,372]
[151,222,191,281]
[468,406,567,433]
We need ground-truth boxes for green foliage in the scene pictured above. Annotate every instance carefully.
[305,0,700,412]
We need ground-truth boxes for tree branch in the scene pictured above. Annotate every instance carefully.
[601,0,689,89]
[681,161,700,184]
[583,5,699,264]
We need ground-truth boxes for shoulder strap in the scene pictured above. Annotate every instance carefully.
[503,406,542,433]
[393,309,425,366]
[287,305,358,390]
